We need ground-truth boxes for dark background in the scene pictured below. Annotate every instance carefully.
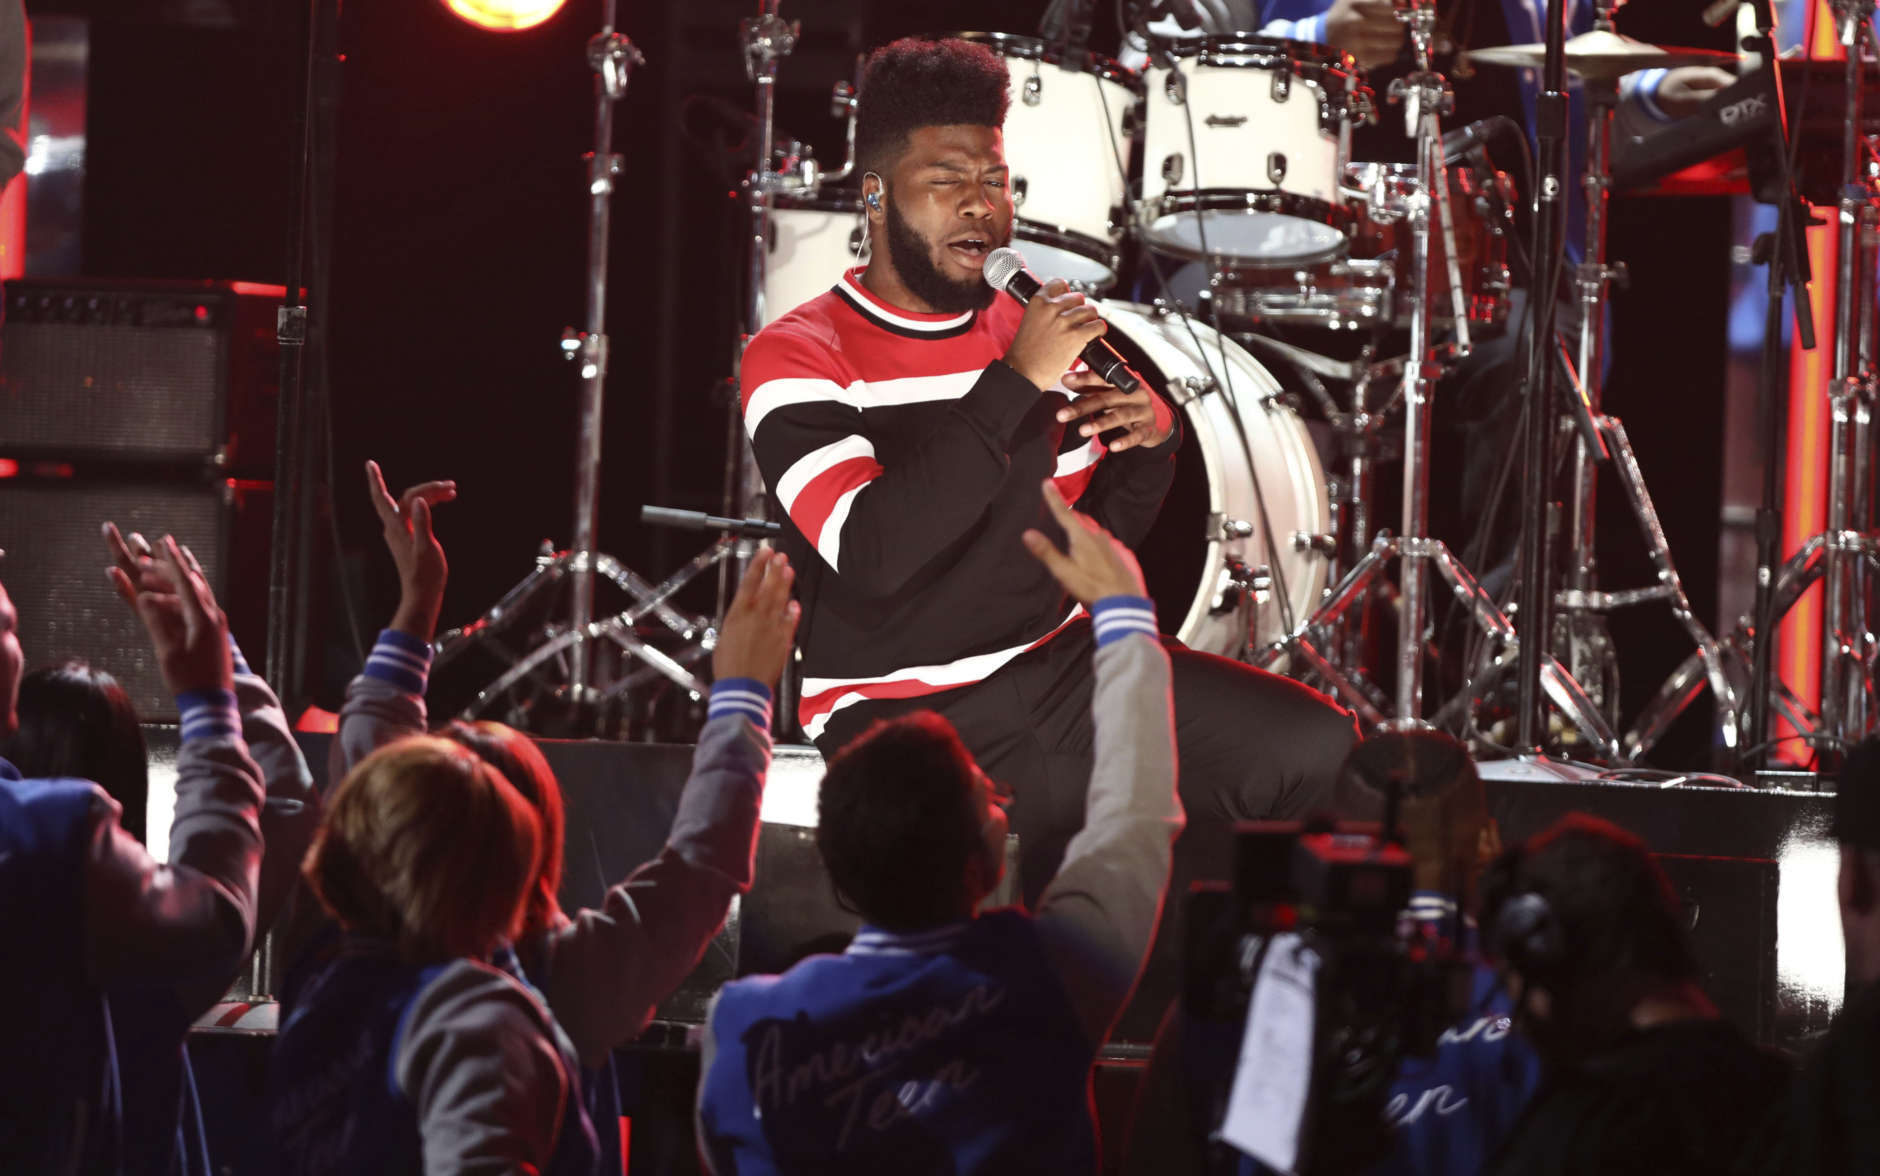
[25,0,1737,762]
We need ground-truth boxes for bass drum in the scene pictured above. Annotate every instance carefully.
[1100,302,1331,656]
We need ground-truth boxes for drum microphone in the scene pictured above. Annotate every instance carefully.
[1441,116,1519,164]
[983,247,1142,394]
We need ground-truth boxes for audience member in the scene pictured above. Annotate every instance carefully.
[1479,814,1790,1175]
[695,480,1183,1174]
[1784,736,1880,1171]
[312,459,794,1172]
[1123,732,1541,1176]
[95,527,322,1176]
[269,735,598,1174]
[0,534,267,1172]
[1,659,149,842]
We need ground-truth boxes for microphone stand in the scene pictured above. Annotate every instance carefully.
[1512,0,1572,752]
[435,2,728,735]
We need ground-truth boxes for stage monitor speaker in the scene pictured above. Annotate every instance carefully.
[1655,852,1779,1044]
[0,476,271,720]
[0,278,281,472]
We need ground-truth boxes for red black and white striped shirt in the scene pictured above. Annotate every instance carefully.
[741,267,1177,740]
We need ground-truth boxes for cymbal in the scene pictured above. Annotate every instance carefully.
[1466,29,1737,81]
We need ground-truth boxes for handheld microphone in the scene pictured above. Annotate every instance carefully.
[983,247,1141,394]
[1440,116,1519,165]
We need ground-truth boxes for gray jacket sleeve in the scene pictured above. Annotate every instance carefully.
[537,704,771,1070]
[328,630,431,788]
[230,643,321,936]
[393,959,577,1176]
[83,694,267,1017]
[1032,629,1184,1047]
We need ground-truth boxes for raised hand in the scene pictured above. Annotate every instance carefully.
[1324,0,1405,69]
[1055,368,1174,453]
[365,459,457,641]
[104,529,233,696]
[711,549,801,689]
[1021,480,1147,606]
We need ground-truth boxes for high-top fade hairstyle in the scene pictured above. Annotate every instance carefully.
[854,37,1011,175]
[816,711,987,932]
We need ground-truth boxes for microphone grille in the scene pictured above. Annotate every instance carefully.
[983,246,1025,292]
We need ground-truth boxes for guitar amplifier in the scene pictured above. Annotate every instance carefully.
[0,278,282,473]
[0,475,272,721]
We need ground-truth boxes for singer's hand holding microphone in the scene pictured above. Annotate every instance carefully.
[1000,274,1107,392]
[987,246,1174,454]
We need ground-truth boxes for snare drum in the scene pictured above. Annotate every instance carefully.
[1139,38,1363,268]
[953,32,1139,291]
[1100,302,1331,655]
[761,194,865,329]
[1345,161,1514,333]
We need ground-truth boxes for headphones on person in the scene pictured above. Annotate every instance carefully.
[1486,845,1569,981]
[864,171,883,211]
[1493,890,1567,978]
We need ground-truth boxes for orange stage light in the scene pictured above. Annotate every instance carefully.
[442,0,564,32]
[1777,0,1845,755]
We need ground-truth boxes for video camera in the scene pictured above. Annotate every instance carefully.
[1181,820,1475,1175]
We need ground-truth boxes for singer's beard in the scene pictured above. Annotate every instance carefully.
[882,199,1008,315]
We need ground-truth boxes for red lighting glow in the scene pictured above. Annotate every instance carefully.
[1778,0,1844,755]
[442,0,564,31]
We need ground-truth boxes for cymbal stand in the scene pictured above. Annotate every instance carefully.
[1253,0,1618,751]
[433,2,680,732]
[1817,0,1880,747]
[1730,0,1880,763]
[726,3,819,578]
[1545,0,1741,760]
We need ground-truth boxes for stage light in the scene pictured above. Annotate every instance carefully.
[442,0,564,32]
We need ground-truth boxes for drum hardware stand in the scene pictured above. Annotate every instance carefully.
[432,2,669,734]
[1508,0,1578,754]
[1235,330,1408,687]
[1249,7,1617,749]
[723,1,820,607]
[1530,20,1744,761]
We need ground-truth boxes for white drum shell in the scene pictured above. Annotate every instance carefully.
[1101,303,1330,653]
[999,55,1135,288]
[1140,51,1349,263]
[761,202,865,329]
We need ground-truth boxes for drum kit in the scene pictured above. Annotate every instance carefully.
[743,0,1760,763]
[433,0,1879,770]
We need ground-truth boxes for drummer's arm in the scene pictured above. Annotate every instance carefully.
[1622,67,1735,122]
[740,325,1040,596]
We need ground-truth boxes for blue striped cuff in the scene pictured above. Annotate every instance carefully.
[709,678,773,728]
[363,629,433,695]
[228,635,254,678]
[1091,595,1158,648]
[1632,67,1671,123]
[177,689,241,742]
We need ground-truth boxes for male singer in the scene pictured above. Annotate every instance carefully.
[739,36,1358,907]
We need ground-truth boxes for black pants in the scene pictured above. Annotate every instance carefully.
[816,620,1361,1035]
